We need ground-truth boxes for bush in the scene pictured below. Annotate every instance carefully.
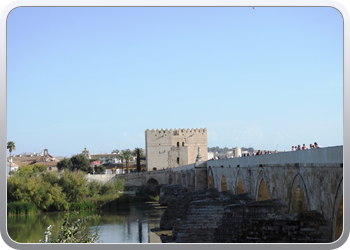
[100,182,116,196]
[114,178,124,192]
[7,170,68,211]
[40,212,101,243]
[58,171,88,202]
[150,196,159,202]
[8,169,126,213]
[87,180,102,198]
[94,165,105,174]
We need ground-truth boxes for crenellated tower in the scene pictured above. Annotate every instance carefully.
[145,128,208,171]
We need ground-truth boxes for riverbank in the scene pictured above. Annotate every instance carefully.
[7,201,167,243]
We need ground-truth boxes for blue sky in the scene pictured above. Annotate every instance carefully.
[7,7,343,157]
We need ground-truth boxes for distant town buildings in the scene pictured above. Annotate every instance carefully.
[7,149,59,174]
[81,147,122,163]
[81,147,145,174]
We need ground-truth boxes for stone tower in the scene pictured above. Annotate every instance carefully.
[145,128,208,171]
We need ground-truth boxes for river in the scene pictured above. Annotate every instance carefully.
[7,202,166,243]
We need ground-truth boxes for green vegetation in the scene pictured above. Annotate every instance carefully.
[7,201,37,215]
[56,158,73,172]
[112,149,120,154]
[133,184,159,202]
[7,141,16,157]
[7,165,125,214]
[120,149,133,173]
[7,141,16,169]
[133,148,145,172]
[40,212,101,243]
[94,164,106,174]
[56,154,91,173]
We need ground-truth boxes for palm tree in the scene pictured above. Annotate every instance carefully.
[7,141,16,169]
[132,148,145,172]
[118,154,125,173]
[120,149,133,173]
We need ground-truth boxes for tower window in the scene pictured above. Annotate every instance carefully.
[177,157,180,164]
[182,142,185,147]
[177,142,179,147]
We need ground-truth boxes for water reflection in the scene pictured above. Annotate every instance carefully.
[7,202,165,243]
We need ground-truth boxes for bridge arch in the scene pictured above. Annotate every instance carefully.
[191,170,195,186]
[168,173,173,184]
[332,177,343,242]
[146,178,159,186]
[208,167,215,189]
[235,170,245,195]
[257,179,270,201]
[255,170,270,201]
[176,172,182,185]
[233,170,245,194]
[236,177,245,194]
[220,175,227,192]
[186,171,191,186]
[289,173,310,213]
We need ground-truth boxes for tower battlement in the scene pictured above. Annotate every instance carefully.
[145,128,207,136]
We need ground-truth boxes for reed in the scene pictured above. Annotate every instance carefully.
[7,202,37,215]
[69,202,97,211]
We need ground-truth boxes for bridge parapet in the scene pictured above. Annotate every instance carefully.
[171,164,195,172]
[206,146,343,168]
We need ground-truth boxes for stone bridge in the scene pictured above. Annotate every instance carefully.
[92,146,343,241]
[206,146,343,241]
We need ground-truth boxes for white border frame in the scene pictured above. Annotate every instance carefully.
[1,1,348,250]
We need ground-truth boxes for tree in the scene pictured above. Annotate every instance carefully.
[56,158,73,172]
[32,164,49,173]
[58,171,88,202]
[94,164,105,174]
[120,149,133,173]
[7,141,16,168]
[112,149,120,154]
[70,154,91,173]
[7,166,68,211]
[132,148,145,172]
[118,154,125,173]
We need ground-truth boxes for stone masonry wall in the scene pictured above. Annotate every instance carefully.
[158,185,332,243]
[214,206,330,243]
[145,128,208,171]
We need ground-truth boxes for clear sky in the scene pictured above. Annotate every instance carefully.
[7,6,343,157]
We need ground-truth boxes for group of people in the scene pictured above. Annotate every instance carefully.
[291,142,322,151]
[241,150,278,157]
[208,150,279,160]
[209,155,234,160]
[208,142,324,160]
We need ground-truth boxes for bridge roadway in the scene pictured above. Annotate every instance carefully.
[89,146,343,241]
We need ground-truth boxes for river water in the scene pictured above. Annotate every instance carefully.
[7,202,166,243]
